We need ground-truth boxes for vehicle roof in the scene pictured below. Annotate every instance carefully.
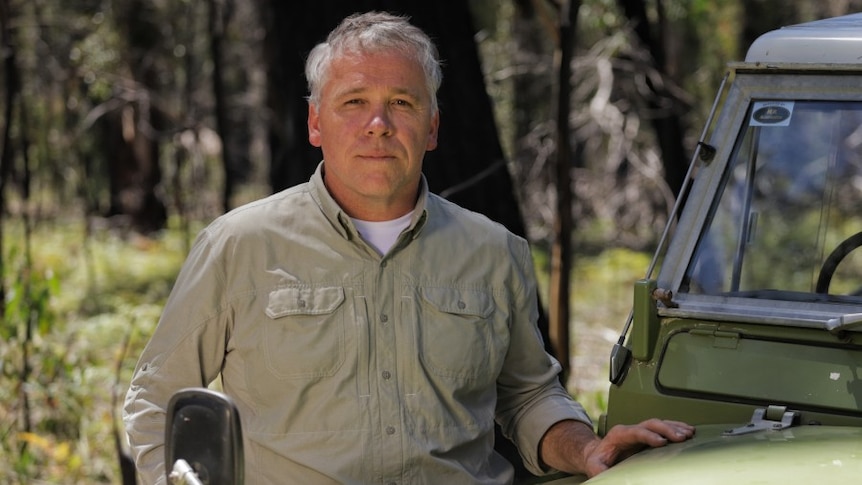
[745,13,862,63]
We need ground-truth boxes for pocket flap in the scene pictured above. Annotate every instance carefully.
[266,286,344,318]
[422,287,492,318]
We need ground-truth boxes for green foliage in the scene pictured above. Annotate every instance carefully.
[2,249,57,340]
[72,14,124,104]
[1,221,186,484]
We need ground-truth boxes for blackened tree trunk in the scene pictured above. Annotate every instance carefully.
[0,0,17,312]
[106,0,168,234]
[617,0,688,197]
[549,0,580,385]
[101,101,166,234]
[207,0,236,214]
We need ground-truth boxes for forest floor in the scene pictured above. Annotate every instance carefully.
[1,218,647,483]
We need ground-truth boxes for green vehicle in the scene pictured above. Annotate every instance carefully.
[548,12,862,485]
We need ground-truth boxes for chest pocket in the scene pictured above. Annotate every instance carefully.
[418,287,504,381]
[264,286,345,379]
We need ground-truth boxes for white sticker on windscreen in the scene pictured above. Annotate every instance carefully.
[750,101,795,127]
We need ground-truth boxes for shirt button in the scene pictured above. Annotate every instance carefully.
[386,426,396,435]
[380,314,389,323]
[382,370,391,380]
[457,300,466,309]
[381,260,387,268]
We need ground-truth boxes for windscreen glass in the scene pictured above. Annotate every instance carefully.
[683,101,862,300]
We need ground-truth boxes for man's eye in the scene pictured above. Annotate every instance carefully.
[393,99,412,107]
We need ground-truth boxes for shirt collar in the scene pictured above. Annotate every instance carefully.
[308,161,429,242]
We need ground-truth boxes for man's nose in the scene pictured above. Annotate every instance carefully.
[366,107,393,136]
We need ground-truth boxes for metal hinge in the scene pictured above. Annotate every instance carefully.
[722,405,800,436]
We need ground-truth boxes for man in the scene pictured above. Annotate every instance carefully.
[124,11,693,484]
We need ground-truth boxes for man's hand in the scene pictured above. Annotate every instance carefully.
[539,418,695,478]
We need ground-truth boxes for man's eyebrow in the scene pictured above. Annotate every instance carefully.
[334,86,366,98]
[334,86,423,99]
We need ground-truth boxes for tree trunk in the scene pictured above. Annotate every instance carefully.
[617,0,688,197]
[549,0,580,385]
[207,0,234,214]
[106,0,168,234]
[0,0,17,312]
[0,0,28,435]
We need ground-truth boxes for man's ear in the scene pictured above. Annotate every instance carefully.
[308,102,322,147]
[426,110,440,151]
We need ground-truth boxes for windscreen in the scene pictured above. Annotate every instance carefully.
[683,100,862,299]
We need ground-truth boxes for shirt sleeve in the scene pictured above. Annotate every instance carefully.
[494,234,593,476]
[123,228,231,484]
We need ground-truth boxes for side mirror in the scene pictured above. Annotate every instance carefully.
[165,388,244,485]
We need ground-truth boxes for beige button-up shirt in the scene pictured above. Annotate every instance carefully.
[124,163,590,484]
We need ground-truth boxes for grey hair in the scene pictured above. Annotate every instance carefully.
[305,11,443,111]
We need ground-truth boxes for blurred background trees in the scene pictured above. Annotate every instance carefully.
[4,0,860,245]
[3,0,862,482]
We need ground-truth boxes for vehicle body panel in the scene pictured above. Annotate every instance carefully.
[544,425,862,485]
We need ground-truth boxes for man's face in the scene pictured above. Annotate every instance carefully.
[308,50,439,221]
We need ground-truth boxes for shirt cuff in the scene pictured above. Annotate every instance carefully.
[514,395,593,476]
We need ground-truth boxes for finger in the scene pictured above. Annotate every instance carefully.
[639,419,696,442]
[605,423,667,449]
[605,421,691,450]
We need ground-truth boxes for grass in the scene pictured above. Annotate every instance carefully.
[1,217,647,483]
[2,219,188,484]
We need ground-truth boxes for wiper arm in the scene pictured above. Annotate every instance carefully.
[825,312,862,334]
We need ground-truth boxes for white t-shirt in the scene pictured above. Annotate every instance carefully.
[351,212,413,255]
